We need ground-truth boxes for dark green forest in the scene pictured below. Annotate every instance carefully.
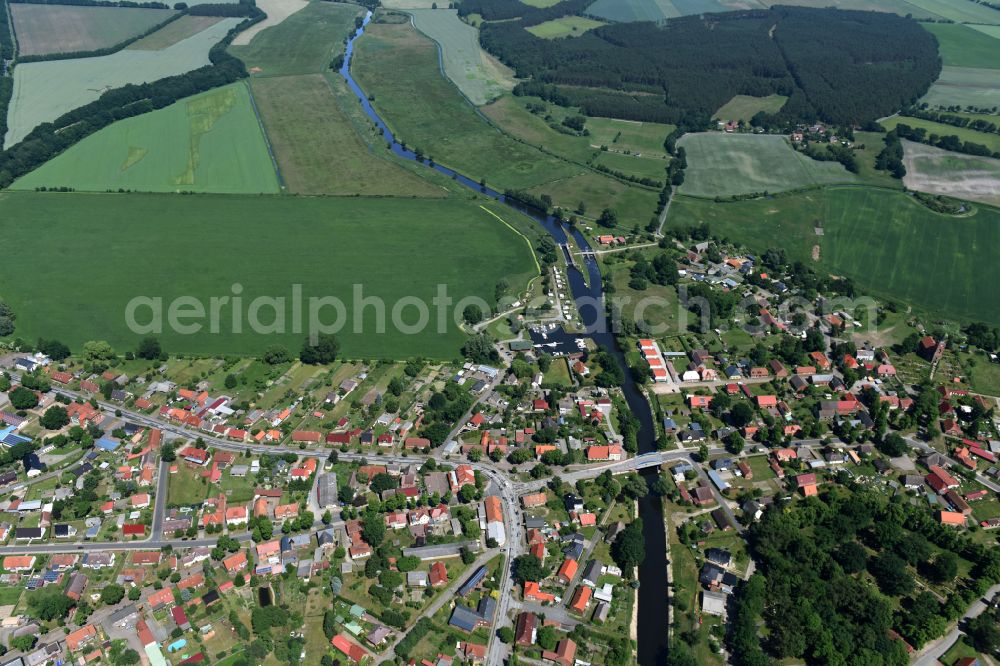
[734,488,1000,665]
[471,3,940,126]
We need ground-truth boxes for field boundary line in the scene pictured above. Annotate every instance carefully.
[478,204,542,286]
[242,79,284,190]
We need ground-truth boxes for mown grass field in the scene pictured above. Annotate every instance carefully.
[677,132,856,197]
[4,18,240,147]
[13,83,279,193]
[526,16,606,38]
[526,171,661,225]
[901,139,1000,208]
[408,9,513,105]
[250,74,442,196]
[921,66,1000,110]
[228,2,361,77]
[922,22,1000,69]
[587,117,674,156]
[353,22,582,190]
[669,186,1000,325]
[10,4,176,56]
[714,94,787,121]
[592,150,669,180]
[0,193,539,359]
[128,15,225,50]
[881,116,1000,153]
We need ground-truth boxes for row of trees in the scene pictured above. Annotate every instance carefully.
[483,6,939,126]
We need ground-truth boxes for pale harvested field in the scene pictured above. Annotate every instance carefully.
[10,4,176,56]
[408,9,514,105]
[128,15,225,50]
[4,20,240,147]
[231,0,308,46]
[901,139,1000,208]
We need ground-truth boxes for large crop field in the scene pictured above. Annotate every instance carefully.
[714,94,788,121]
[128,15,225,50]
[587,0,765,21]
[901,0,1000,23]
[921,66,1000,110]
[250,74,442,196]
[229,2,360,77]
[669,186,1000,325]
[408,9,513,105]
[881,116,1000,153]
[12,83,279,193]
[677,133,856,198]
[758,0,938,17]
[353,22,582,191]
[0,192,539,359]
[230,0,308,47]
[921,23,1000,69]
[4,18,240,147]
[10,4,176,56]
[587,0,675,21]
[526,16,606,39]
[901,139,1000,208]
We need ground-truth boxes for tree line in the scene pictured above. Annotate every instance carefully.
[1,0,13,143]
[478,5,940,126]
[892,121,1000,159]
[0,5,263,187]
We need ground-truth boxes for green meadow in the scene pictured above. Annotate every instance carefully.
[228,2,361,77]
[13,83,279,194]
[669,186,1000,325]
[922,22,1000,69]
[0,193,539,359]
[677,132,856,198]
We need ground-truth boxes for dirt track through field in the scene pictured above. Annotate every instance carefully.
[231,0,308,46]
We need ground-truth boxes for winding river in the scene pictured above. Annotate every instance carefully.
[339,13,670,664]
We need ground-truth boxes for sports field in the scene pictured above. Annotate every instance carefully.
[587,117,674,157]
[12,84,279,193]
[714,95,788,121]
[592,151,668,180]
[526,16,606,39]
[921,66,1000,110]
[250,74,442,196]
[881,116,1000,153]
[0,192,539,359]
[677,133,856,198]
[4,18,240,147]
[228,2,361,77]
[128,15,225,50]
[669,186,1000,325]
[353,22,582,191]
[409,9,514,105]
[10,4,176,56]
[922,23,1000,69]
[901,139,1000,208]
